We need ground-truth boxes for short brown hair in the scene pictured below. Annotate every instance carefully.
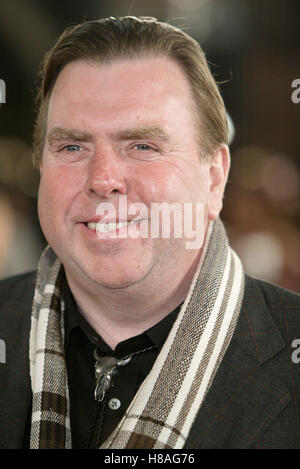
[32,16,229,167]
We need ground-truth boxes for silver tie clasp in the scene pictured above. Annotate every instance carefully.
[94,351,132,402]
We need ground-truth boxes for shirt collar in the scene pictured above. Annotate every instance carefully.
[63,277,181,356]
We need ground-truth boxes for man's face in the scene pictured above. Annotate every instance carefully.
[38,57,228,290]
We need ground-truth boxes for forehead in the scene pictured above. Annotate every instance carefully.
[47,56,197,130]
[51,55,193,98]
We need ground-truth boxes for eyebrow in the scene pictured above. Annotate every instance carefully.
[47,127,94,146]
[47,125,169,147]
[109,126,169,143]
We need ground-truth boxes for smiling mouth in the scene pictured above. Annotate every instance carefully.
[84,220,141,233]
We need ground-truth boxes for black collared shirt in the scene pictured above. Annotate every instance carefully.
[63,279,181,449]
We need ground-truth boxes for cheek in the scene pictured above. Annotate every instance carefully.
[135,165,186,203]
[137,163,209,205]
[38,168,75,220]
[38,177,57,234]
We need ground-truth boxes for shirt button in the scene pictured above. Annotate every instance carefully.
[108,398,121,410]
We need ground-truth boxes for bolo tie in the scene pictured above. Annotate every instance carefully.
[93,345,155,402]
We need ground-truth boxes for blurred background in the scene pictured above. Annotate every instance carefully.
[0,0,299,292]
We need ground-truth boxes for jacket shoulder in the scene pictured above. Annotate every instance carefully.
[0,272,36,448]
[0,271,37,336]
[244,274,300,336]
[0,271,36,307]
[245,274,300,303]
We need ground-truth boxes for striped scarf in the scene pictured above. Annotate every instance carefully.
[29,219,244,449]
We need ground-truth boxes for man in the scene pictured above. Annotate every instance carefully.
[0,16,299,449]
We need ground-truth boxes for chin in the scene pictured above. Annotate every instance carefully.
[86,271,147,290]
[73,258,149,290]
[61,243,154,291]
[93,279,138,290]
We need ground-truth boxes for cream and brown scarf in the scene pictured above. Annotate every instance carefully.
[29,219,244,449]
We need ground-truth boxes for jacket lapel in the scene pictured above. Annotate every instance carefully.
[185,275,291,448]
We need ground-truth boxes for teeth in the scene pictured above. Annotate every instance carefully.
[86,221,138,233]
[86,222,98,230]
[97,222,129,233]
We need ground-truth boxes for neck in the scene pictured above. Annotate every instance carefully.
[65,251,201,350]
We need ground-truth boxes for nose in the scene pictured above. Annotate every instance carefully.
[85,144,127,198]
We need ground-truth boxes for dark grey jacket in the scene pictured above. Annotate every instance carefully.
[0,272,299,448]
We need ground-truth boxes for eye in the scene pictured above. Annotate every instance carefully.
[62,144,82,152]
[127,142,159,160]
[134,144,156,151]
[136,144,152,150]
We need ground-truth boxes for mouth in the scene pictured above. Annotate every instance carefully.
[84,220,140,234]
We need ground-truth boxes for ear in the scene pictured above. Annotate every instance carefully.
[207,144,230,220]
